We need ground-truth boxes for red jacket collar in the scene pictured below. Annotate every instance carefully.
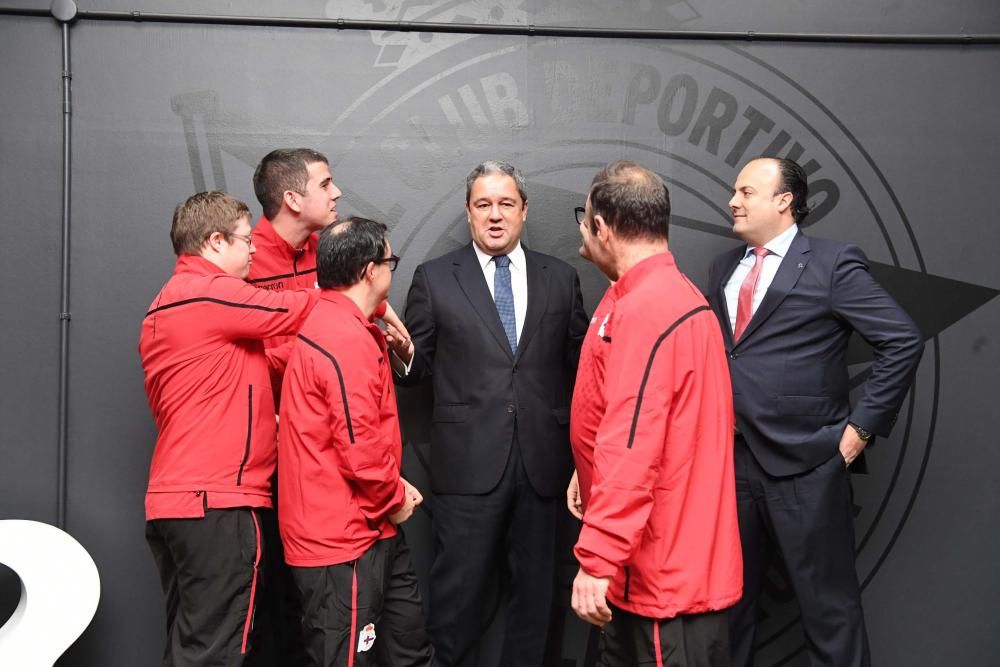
[253,215,317,259]
[609,251,677,300]
[319,290,381,330]
[174,254,225,275]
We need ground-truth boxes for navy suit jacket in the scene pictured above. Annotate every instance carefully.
[397,243,589,496]
[708,230,924,476]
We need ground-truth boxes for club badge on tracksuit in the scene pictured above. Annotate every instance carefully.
[358,623,376,652]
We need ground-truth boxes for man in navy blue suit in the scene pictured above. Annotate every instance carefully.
[708,157,924,667]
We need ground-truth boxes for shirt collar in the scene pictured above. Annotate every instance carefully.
[472,241,525,271]
[745,223,798,260]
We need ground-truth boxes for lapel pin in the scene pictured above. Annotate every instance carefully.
[797,262,804,269]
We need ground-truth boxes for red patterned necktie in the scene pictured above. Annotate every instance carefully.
[733,247,771,341]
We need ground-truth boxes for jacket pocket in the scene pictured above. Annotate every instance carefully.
[433,403,468,423]
[779,395,834,416]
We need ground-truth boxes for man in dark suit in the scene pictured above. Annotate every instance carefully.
[390,160,589,665]
[707,157,923,667]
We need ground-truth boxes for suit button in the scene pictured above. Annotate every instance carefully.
[730,352,738,360]
[512,365,518,374]
[506,404,515,413]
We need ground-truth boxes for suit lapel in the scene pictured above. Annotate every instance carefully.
[514,248,549,361]
[452,244,515,360]
[736,231,811,345]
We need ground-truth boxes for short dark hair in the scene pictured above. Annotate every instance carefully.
[252,148,329,220]
[465,160,527,204]
[588,161,670,242]
[762,156,810,224]
[317,217,389,288]
[170,191,250,256]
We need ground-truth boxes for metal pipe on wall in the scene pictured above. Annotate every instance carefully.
[52,0,78,530]
[1,5,998,45]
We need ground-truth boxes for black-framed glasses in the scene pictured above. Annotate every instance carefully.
[373,254,400,272]
[574,206,586,225]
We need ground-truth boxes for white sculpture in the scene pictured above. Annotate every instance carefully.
[0,520,101,666]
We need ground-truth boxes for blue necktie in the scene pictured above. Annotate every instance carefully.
[493,255,517,353]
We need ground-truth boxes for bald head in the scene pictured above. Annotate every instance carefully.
[317,217,388,288]
[588,160,671,242]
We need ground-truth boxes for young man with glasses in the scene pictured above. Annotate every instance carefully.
[140,191,320,666]
[277,218,432,666]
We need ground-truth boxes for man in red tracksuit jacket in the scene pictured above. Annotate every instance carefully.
[248,148,407,375]
[568,162,743,666]
[277,217,433,666]
[140,191,318,667]
[246,148,411,664]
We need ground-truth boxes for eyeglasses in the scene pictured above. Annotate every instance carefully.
[229,233,255,248]
[373,254,400,272]
[574,206,586,225]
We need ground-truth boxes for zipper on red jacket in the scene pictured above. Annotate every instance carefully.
[236,385,253,485]
[623,566,631,602]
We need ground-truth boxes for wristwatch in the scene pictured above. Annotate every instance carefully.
[848,422,872,441]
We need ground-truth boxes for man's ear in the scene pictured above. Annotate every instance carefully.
[284,190,302,214]
[521,199,529,222]
[205,231,226,254]
[593,214,610,241]
[776,191,793,214]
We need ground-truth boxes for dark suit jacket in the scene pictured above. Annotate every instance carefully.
[708,230,924,477]
[397,243,589,496]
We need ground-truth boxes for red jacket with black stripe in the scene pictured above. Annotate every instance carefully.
[246,216,386,382]
[140,255,318,520]
[277,291,407,567]
[570,252,743,618]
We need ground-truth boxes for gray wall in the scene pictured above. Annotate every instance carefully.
[1,2,998,665]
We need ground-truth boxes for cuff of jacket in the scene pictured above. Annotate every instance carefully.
[848,406,898,438]
[573,543,619,580]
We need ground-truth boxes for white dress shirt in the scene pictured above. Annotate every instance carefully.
[724,224,799,333]
[472,241,528,343]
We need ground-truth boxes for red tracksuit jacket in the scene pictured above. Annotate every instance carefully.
[246,216,385,379]
[570,253,743,618]
[140,254,317,520]
[277,291,407,567]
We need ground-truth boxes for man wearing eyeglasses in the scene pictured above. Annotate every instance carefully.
[567,161,741,667]
[277,218,433,666]
[390,161,589,665]
[140,192,319,666]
